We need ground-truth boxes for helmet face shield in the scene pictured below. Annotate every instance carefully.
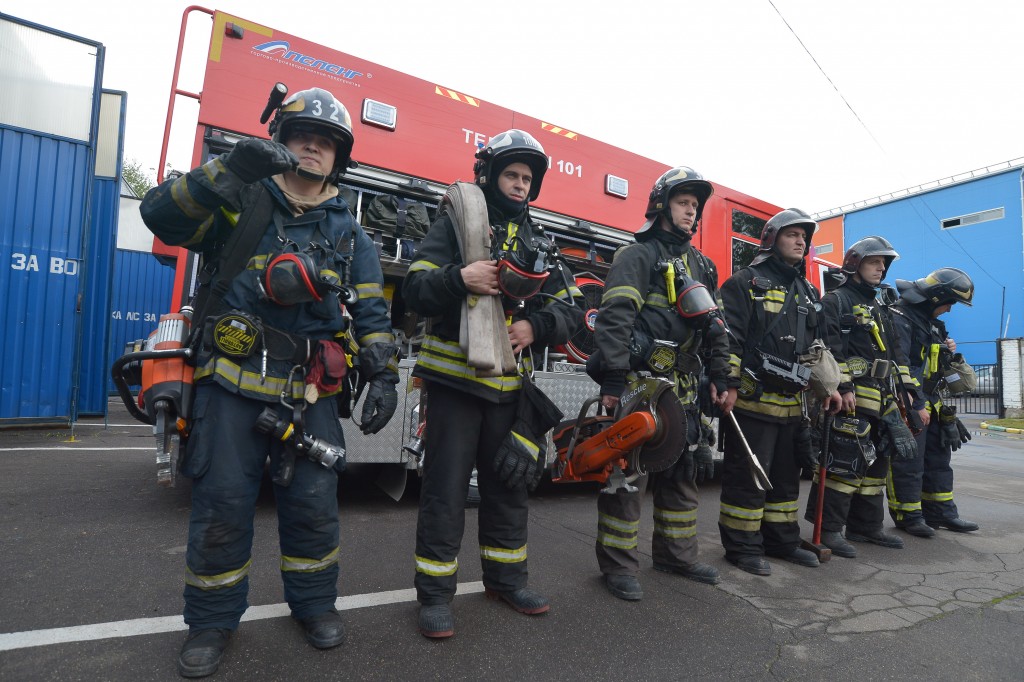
[497,258,549,301]
[675,279,718,319]
[262,251,335,306]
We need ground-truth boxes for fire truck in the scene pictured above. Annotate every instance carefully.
[131,8,828,496]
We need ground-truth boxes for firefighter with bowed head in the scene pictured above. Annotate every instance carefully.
[803,236,920,558]
[402,129,582,638]
[718,209,842,576]
[586,167,735,600]
[889,268,979,534]
[141,86,398,677]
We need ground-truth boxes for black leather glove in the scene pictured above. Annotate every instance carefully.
[494,420,544,491]
[956,418,972,447]
[937,405,969,451]
[223,138,298,184]
[879,409,918,460]
[360,374,398,435]
[794,421,818,471]
[692,441,714,484]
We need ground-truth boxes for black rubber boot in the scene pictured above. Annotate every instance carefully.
[485,587,550,614]
[295,608,346,649]
[897,521,936,538]
[728,555,771,576]
[604,574,643,601]
[653,561,721,585]
[927,517,979,533]
[418,604,454,639]
[821,531,857,558]
[767,547,820,568]
[846,528,904,548]
[177,628,232,679]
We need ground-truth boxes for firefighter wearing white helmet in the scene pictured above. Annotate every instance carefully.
[717,208,843,576]
[803,236,922,559]
[404,128,583,637]
[141,84,398,677]
[586,166,734,600]
[889,267,979,534]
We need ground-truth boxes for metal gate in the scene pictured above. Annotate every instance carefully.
[945,362,1001,416]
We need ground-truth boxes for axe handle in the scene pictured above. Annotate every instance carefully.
[812,413,833,545]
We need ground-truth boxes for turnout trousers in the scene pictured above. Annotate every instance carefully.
[718,412,802,561]
[183,384,342,630]
[806,451,890,534]
[595,454,700,576]
[414,381,525,605]
[888,417,959,524]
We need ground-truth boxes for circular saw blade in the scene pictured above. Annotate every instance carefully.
[633,386,688,473]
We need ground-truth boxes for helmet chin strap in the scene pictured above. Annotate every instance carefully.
[663,209,694,241]
[295,166,327,183]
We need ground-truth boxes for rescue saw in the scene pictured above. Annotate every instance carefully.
[111,309,195,487]
[552,375,688,488]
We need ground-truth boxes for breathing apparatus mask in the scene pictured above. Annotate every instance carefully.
[494,227,552,302]
[657,260,718,322]
[260,242,357,307]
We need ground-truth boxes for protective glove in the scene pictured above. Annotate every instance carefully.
[223,138,298,184]
[360,373,398,435]
[937,405,968,451]
[879,409,918,460]
[493,422,544,491]
[793,421,818,471]
[679,447,696,483]
[955,418,972,446]
[692,441,714,484]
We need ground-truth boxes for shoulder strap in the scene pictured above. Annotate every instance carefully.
[190,183,277,324]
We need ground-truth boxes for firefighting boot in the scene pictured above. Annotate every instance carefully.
[897,521,936,538]
[604,574,643,601]
[653,561,721,585]
[295,608,346,649]
[927,517,980,533]
[846,528,904,548]
[767,547,820,568]
[485,587,550,614]
[728,555,772,576]
[418,604,454,639]
[821,531,857,558]
[177,628,232,678]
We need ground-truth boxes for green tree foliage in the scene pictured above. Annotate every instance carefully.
[122,157,155,198]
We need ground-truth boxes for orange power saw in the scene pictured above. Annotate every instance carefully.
[552,375,688,486]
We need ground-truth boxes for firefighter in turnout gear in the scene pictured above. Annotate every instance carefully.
[718,209,842,576]
[586,167,736,601]
[889,268,979,534]
[803,237,920,558]
[140,86,399,678]
[403,129,583,638]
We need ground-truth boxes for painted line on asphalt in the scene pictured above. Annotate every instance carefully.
[74,423,151,428]
[0,582,485,652]
[0,447,153,452]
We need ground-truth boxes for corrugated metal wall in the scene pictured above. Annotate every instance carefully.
[843,170,1024,365]
[107,249,176,395]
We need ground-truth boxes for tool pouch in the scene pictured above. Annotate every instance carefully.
[826,415,875,476]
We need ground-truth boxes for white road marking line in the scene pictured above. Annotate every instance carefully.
[0,582,484,652]
[0,447,153,452]
[74,423,151,428]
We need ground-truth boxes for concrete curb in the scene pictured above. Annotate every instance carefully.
[980,421,1024,434]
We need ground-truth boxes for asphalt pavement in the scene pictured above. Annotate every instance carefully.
[2,403,1023,681]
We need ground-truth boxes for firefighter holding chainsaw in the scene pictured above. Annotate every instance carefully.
[802,237,921,558]
[140,87,398,678]
[403,130,582,638]
[718,209,842,576]
[888,268,979,533]
[586,167,735,601]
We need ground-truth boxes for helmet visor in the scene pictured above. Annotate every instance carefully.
[497,258,549,301]
[675,281,718,318]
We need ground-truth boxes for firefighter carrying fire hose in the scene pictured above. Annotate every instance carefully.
[889,267,979,533]
[403,130,582,638]
[585,167,736,601]
[718,209,843,576]
[802,237,921,558]
[140,86,399,678]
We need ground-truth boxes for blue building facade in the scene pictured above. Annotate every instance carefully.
[820,164,1024,365]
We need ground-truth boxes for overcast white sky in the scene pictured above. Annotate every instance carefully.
[12,0,1024,213]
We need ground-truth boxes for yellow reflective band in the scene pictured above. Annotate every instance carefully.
[511,431,540,460]
[653,507,697,523]
[922,491,954,502]
[654,522,697,539]
[763,511,798,524]
[887,499,921,512]
[358,332,396,347]
[355,282,384,299]
[408,260,440,273]
[479,544,527,564]
[719,503,764,520]
[718,513,762,532]
[194,357,309,401]
[281,546,339,573]
[418,336,523,391]
[644,293,672,308]
[603,285,644,308]
[597,530,638,550]
[856,485,884,496]
[765,500,799,513]
[598,513,640,534]
[170,176,209,222]
[824,477,859,495]
[415,555,458,576]
[185,559,252,590]
[861,476,886,487]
